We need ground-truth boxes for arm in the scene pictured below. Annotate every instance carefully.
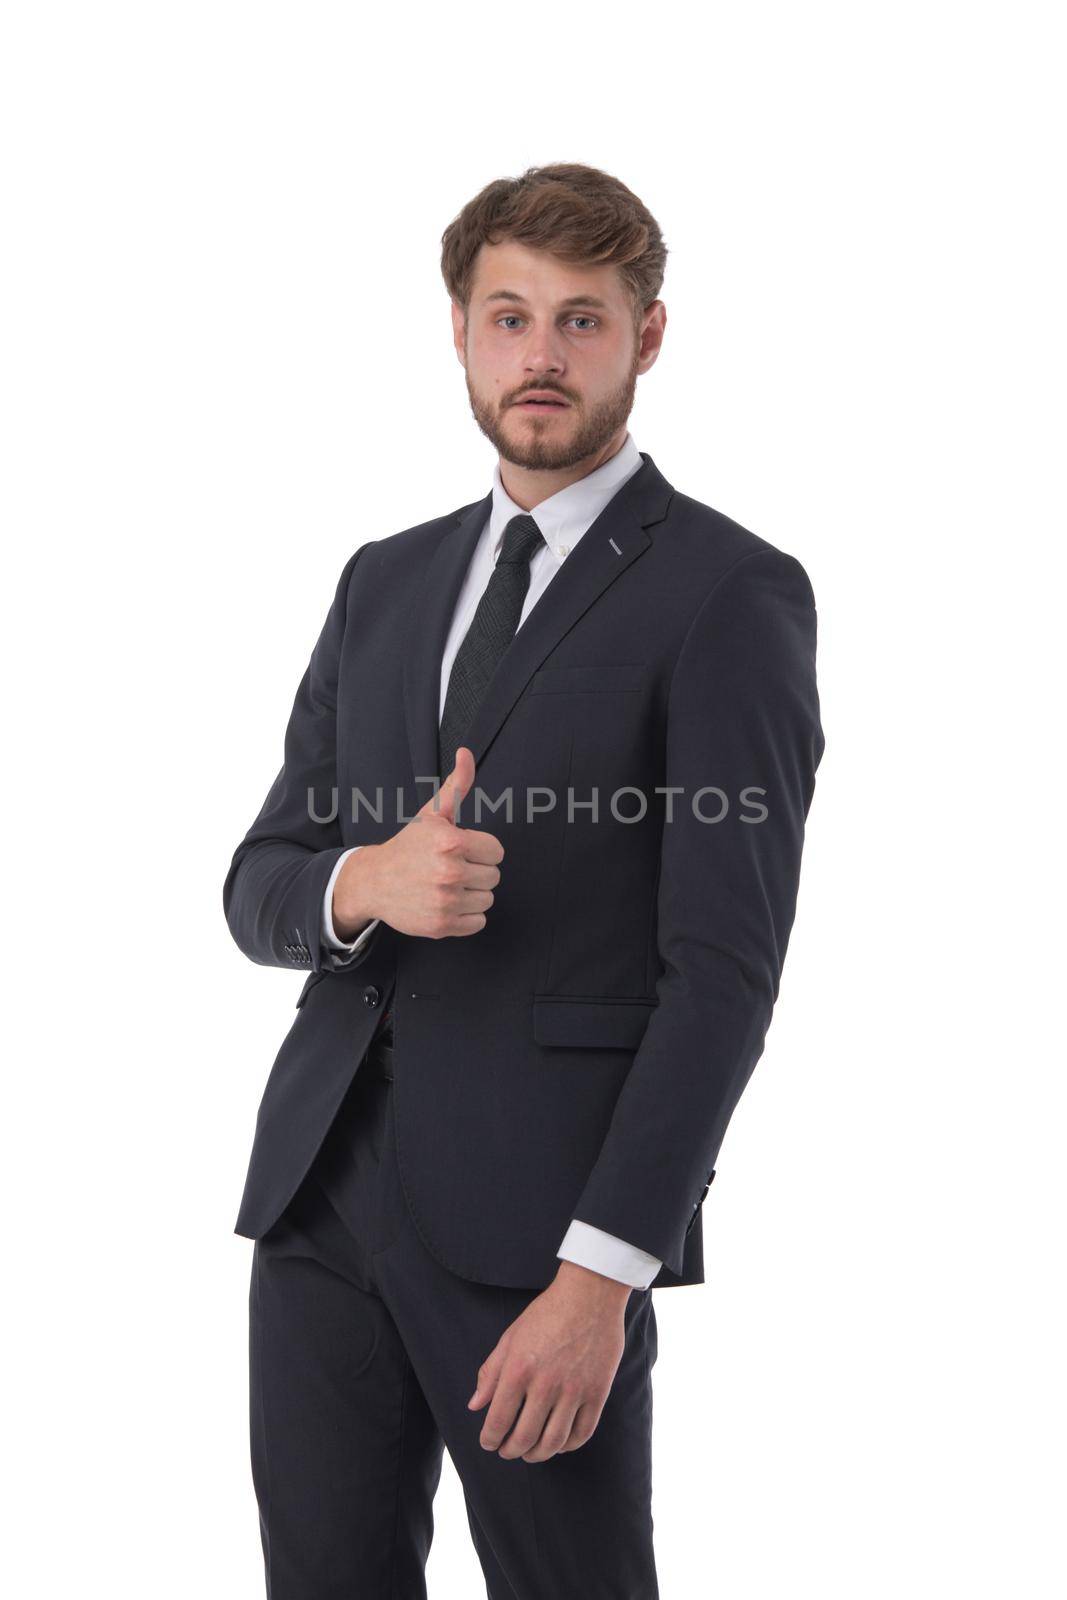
[222,543,380,974]
[565,547,824,1277]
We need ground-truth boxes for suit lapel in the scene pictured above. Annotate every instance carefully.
[403,451,674,786]
[403,487,493,791]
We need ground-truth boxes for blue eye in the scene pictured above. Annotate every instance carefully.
[496,315,598,331]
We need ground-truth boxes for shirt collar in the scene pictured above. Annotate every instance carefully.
[488,432,644,567]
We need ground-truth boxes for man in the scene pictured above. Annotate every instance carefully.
[224,162,823,1599]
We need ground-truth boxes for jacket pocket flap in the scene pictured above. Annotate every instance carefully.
[532,996,656,1049]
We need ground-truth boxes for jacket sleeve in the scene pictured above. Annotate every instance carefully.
[568,546,825,1276]
[222,542,380,974]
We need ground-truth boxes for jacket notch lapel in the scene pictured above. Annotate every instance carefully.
[403,453,673,786]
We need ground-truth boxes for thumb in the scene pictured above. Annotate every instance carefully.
[427,746,475,824]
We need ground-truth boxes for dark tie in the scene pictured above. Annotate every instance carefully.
[437,512,545,780]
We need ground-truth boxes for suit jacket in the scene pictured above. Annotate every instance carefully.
[223,451,824,1288]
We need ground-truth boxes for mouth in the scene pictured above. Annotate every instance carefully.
[513,395,571,412]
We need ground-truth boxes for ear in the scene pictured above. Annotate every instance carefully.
[637,300,667,371]
[450,299,467,366]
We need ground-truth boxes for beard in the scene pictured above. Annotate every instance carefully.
[464,345,640,472]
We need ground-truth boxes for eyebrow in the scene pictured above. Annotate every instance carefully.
[482,290,611,311]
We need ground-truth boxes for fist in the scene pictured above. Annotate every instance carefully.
[331,747,505,940]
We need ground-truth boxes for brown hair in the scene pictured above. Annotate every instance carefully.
[440,163,667,337]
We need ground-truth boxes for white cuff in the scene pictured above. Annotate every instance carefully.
[556,1219,662,1290]
[322,848,380,958]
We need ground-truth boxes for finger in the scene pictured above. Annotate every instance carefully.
[440,746,476,821]
[497,1390,555,1460]
[422,746,476,822]
[521,1396,581,1463]
[479,1373,528,1451]
[557,1399,602,1452]
[457,829,506,866]
[468,1345,504,1412]
[457,862,502,890]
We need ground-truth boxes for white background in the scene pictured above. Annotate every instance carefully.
[4,3,1063,1595]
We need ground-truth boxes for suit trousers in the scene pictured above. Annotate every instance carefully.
[248,1039,661,1599]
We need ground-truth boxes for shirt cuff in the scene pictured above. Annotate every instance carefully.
[322,847,380,960]
[556,1219,662,1290]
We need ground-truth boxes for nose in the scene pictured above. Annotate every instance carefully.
[523,329,566,378]
[521,358,567,400]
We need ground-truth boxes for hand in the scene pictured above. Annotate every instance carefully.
[331,747,504,940]
[467,1262,632,1463]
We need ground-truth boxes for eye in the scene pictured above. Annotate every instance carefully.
[495,314,600,332]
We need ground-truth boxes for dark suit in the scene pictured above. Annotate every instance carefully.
[225,450,823,1595]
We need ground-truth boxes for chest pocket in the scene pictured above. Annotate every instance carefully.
[527,662,646,695]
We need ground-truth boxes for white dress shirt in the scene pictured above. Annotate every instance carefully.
[320,431,663,1290]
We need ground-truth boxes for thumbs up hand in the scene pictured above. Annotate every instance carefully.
[331,747,505,941]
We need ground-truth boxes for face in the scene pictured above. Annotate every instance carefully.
[453,239,665,473]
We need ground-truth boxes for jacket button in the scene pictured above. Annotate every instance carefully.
[362,984,381,1007]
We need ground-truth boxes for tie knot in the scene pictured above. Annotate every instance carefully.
[498,513,544,568]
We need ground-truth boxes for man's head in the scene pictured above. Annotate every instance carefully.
[442,164,667,477]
